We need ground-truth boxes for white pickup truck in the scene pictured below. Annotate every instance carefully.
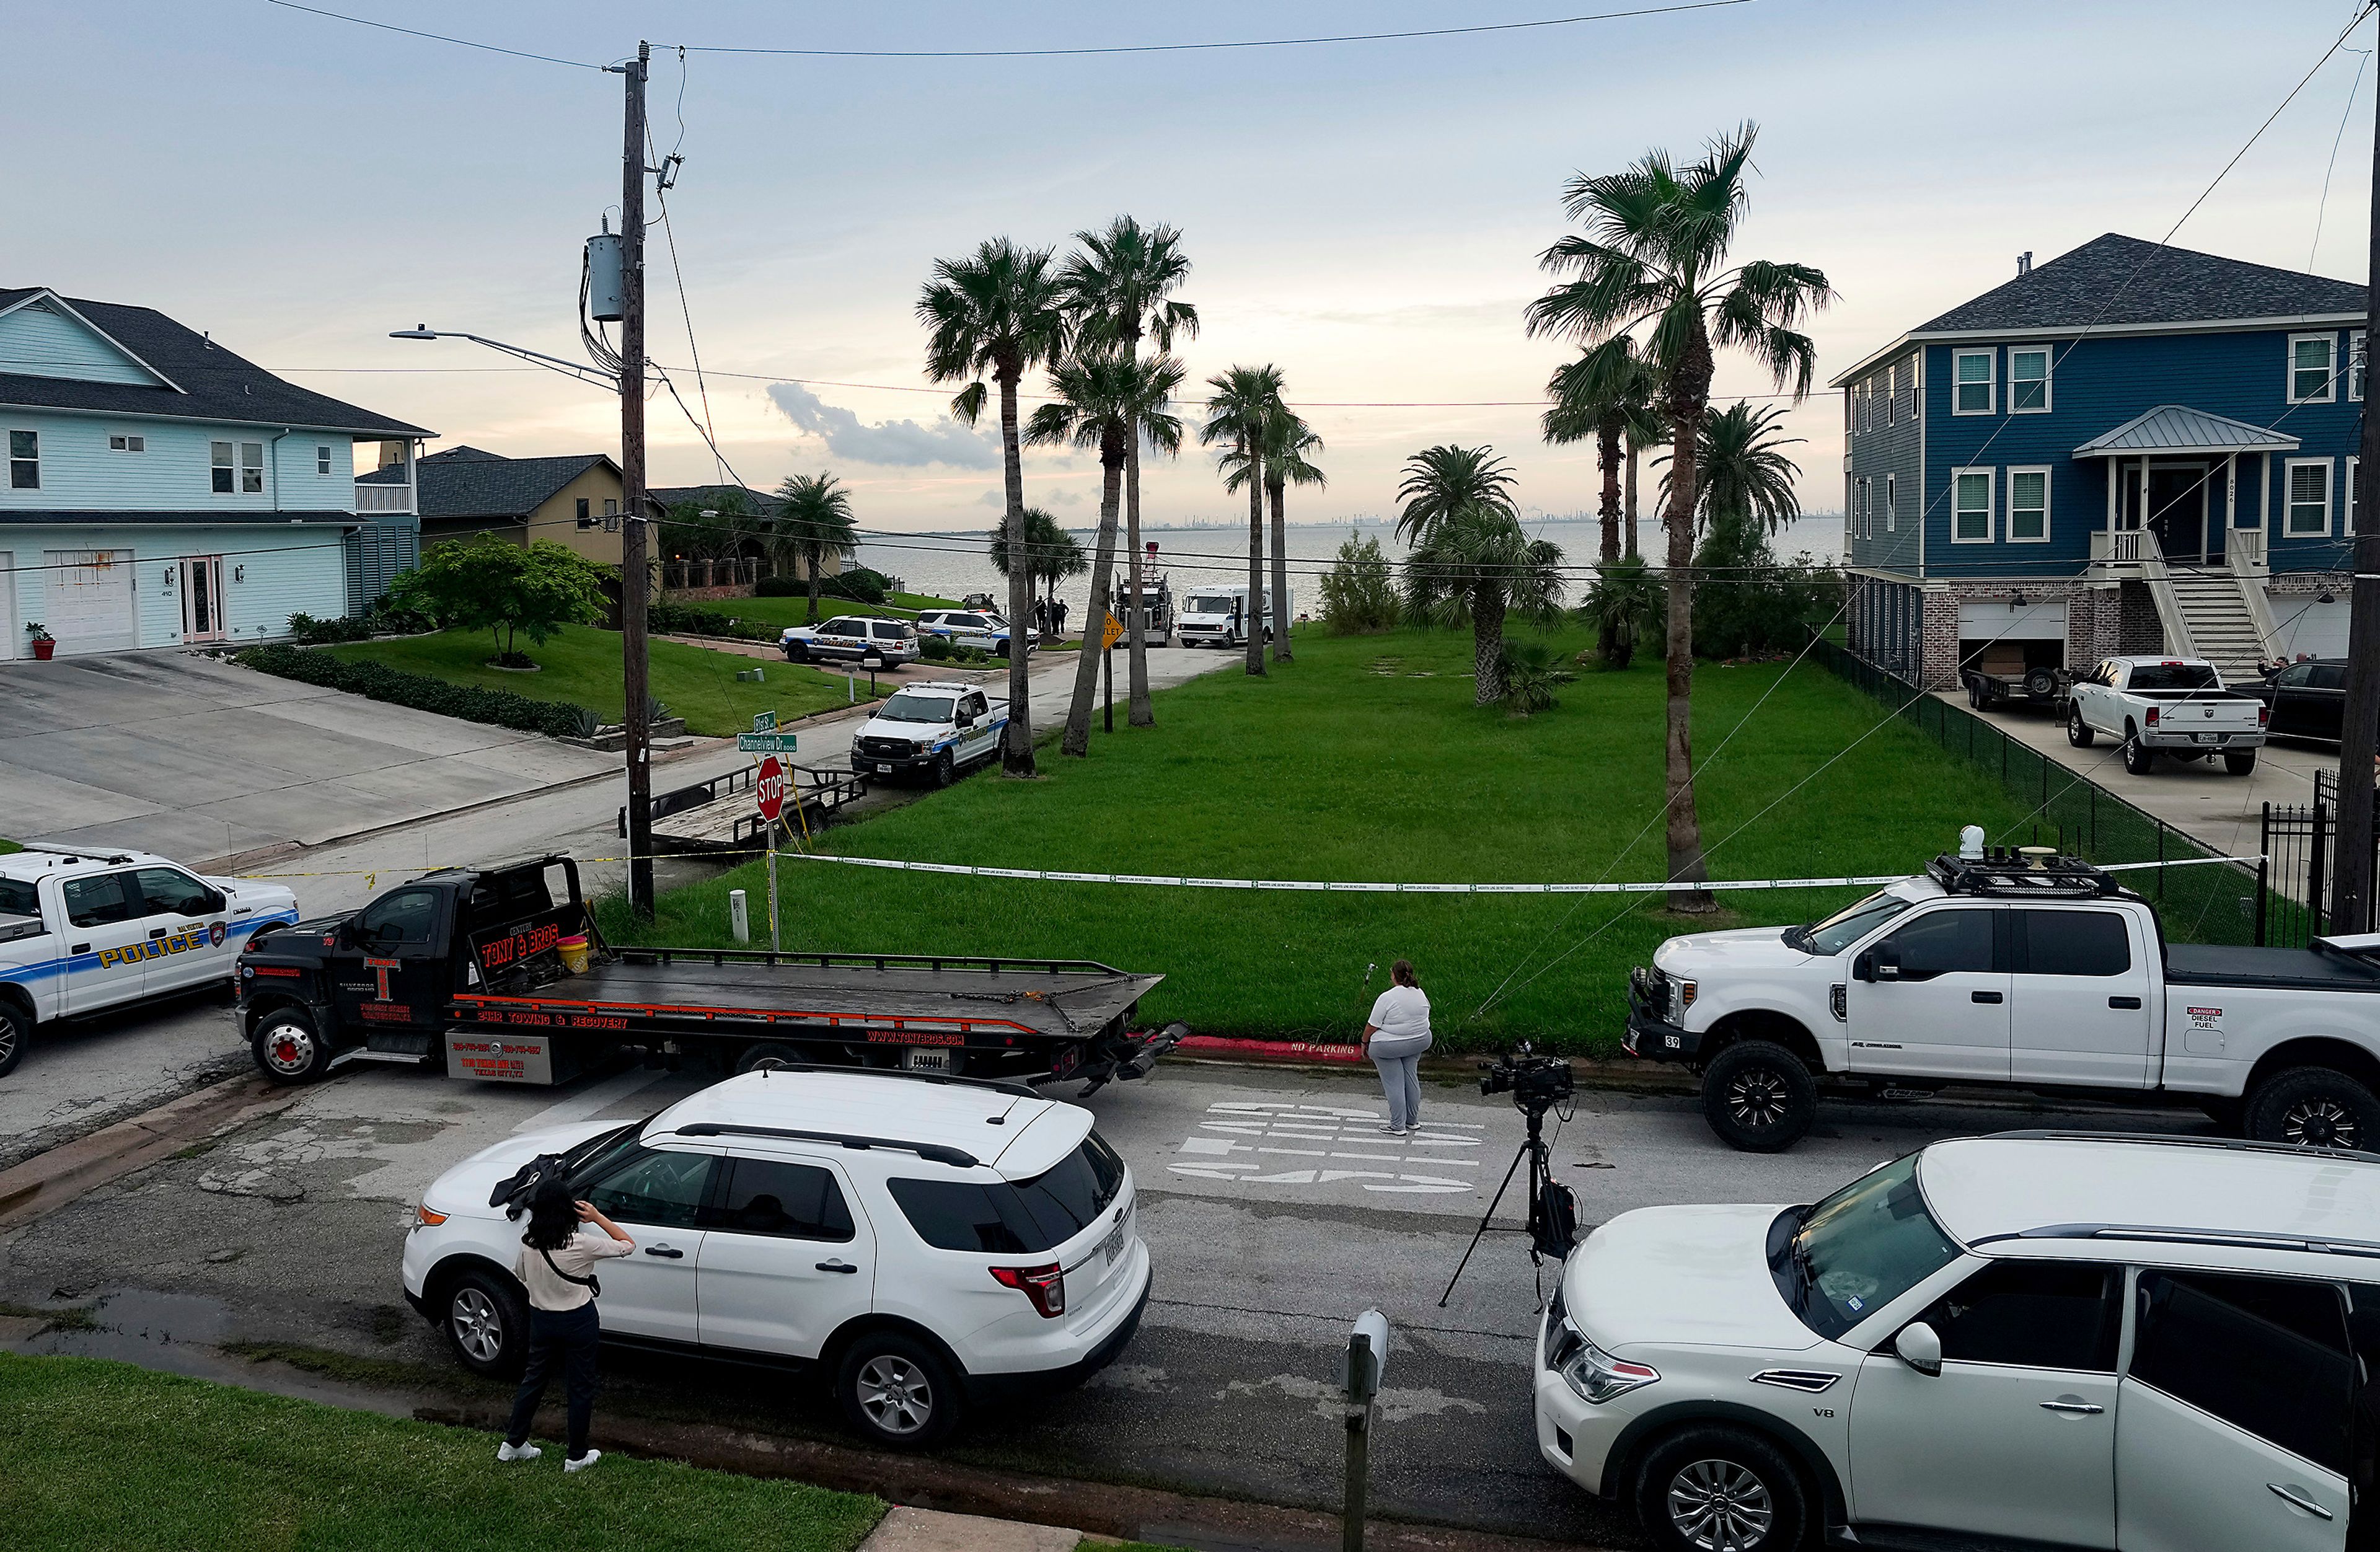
[2065,655,2268,775]
[0,844,299,1078]
[848,680,1008,786]
[1624,845,2380,1153]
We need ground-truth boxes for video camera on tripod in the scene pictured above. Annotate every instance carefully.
[1478,1043,1576,1112]
[1439,1043,1582,1306]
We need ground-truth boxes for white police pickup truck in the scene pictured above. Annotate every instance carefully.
[0,844,299,1077]
[849,681,1008,787]
[1624,842,2380,1153]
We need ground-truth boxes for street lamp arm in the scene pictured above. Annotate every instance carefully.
[388,325,619,391]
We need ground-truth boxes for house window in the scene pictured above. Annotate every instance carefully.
[603,497,618,516]
[2289,333,2337,403]
[2009,348,2050,412]
[316,445,332,475]
[1885,368,1897,428]
[2350,457,2360,534]
[1856,384,1869,435]
[2286,458,2332,536]
[7,430,37,489]
[2353,331,2366,403]
[1953,468,1993,542]
[1885,474,1897,532]
[2008,467,2050,542]
[1954,350,1994,415]
[108,433,147,453]
[1857,478,1870,539]
[211,440,265,495]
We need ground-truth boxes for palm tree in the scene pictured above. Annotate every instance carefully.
[1026,350,1186,756]
[1664,400,1803,549]
[1542,338,1661,565]
[1062,218,1197,728]
[1394,444,1517,544]
[920,238,1071,777]
[1200,364,1285,676]
[1526,122,1833,911]
[987,508,1082,627]
[1579,555,1663,671]
[1401,503,1567,705]
[1220,399,1326,665]
[767,472,858,623]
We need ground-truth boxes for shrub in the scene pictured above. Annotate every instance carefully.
[382,536,612,665]
[233,643,591,738]
[1497,639,1576,716]
[756,575,803,598]
[819,566,892,605]
[1318,534,1400,633]
[646,601,774,641]
[918,633,955,661]
[284,611,372,645]
[1691,527,1835,660]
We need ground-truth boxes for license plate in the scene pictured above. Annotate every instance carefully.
[1101,1214,1128,1264]
[2195,733,2220,744]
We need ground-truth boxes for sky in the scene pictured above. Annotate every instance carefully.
[9,1,2378,531]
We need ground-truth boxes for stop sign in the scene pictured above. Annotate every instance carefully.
[756,755,787,824]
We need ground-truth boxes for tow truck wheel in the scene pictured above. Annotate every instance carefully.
[2067,707,2094,747]
[1699,1041,1817,1153]
[736,1042,805,1074]
[0,1002,27,1079]
[443,1267,529,1378]
[931,751,956,788]
[2245,1067,2380,1150]
[251,1007,332,1085]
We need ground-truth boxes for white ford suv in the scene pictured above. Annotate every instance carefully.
[1536,1131,2378,1551]
[402,1068,1149,1447]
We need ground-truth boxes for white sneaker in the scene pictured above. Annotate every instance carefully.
[496,1441,540,1463]
[564,1449,602,1473]
[1377,1124,1407,1136]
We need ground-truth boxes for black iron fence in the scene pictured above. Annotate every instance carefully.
[2261,770,2380,944]
[1810,640,2265,945]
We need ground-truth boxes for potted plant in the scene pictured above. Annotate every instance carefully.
[24,622,55,661]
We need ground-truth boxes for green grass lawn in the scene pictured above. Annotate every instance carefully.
[324,625,884,736]
[0,838,19,855]
[718,590,959,630]
[0,1354,884,1552]
[602,625,2037,1052]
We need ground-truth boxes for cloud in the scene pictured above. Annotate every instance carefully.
[768,382,999,470]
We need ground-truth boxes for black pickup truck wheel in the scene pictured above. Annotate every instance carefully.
[251,1007,333,1085]
[2246,1067,2380,1150]
[1700,1041,1817,1152]
[0,1003,26,1079]
[2067,708,2094,747]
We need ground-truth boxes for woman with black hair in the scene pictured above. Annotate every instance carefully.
[498,1177,633,1472]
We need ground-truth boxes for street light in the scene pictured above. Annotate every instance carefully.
[388,325,618,392]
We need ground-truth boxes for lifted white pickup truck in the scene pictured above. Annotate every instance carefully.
[1624,846,2380,1153]
[2065,655,2267,775]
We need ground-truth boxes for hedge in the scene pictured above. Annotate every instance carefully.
[234,643,591,738]
[645,600,775,642]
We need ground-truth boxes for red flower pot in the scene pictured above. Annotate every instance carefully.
[30,638,55,661]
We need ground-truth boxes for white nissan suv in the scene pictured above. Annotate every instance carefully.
[402,1068,1149,1447]
[1536,1131,2379,1552]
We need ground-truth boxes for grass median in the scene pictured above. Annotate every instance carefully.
[323,624,883,736]
[0,1353,884,1552]
[604,625,2035,1052]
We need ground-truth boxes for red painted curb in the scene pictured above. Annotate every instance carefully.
[1175,1035,1367,1064]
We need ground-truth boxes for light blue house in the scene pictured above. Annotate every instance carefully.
[1830,235,2363,686]
[0,288,430,659]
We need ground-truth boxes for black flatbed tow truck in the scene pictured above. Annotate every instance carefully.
[236,854,1178,1093]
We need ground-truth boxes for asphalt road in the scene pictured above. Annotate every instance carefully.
[0,1054,2216,1545]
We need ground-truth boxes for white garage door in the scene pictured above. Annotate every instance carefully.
[0,554,15,659]
[43,549,136,654]
[1958,598,2066,642]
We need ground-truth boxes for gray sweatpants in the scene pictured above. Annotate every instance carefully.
[1370,1032,1432,1130]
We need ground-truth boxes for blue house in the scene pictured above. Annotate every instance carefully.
[1830,234,2362,686]
[0,288,430,659]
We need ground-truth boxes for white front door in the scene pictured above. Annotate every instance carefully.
[1849,1259,2124,1546]
[42,548,135,654]
[577,1145,720,1344]
[1843,905,2011,1080]
[2008,906,2155,1087]
[179,555,227,643]
[2115,1270,2352,1552]
[696,1156,876,1359]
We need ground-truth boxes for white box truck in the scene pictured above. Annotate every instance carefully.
[1175,583,1289,649]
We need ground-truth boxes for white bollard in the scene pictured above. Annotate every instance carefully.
[729,888,750,943]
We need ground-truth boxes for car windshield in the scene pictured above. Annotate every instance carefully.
[1186,594,1236,614]
[878,692,956,725]
[1776,1154,1962,1341]
[2130,663,2220,692]
[1788,889,1917,955]
[564,1117,649,1184]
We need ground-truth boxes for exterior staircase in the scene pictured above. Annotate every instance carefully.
[2157,562,2276,685]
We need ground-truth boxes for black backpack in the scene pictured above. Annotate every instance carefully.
[488,1152,570,1216]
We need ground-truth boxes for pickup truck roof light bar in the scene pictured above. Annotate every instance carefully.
[1973,1222,2380,1261]
[5,842,136,865]
[1926,852,2120,900]
[661,1121,980,1170]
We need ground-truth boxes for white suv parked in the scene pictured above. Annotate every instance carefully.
[1536,1131,2379,1551]
[402,1069,1149,1447]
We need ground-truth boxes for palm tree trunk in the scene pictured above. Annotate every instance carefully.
[1663,333,1714,912]
[997,364,1035,777]
[1123,428,1153,725]
[1267,475,1292,663]
[1065,439,1126,756]
[1597,417,1623,666]
[1472,584,1506,706]
[1243,438,1266,676]
[1624,433,1641,560]
[804,543,822,624]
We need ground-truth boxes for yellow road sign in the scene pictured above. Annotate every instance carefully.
[1100,609,1124,650]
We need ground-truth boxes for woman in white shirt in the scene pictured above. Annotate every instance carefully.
[1363,959,1432,1136]
[498,1178,634,1473]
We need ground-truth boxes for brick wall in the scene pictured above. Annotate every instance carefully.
[2118,582,2164,653]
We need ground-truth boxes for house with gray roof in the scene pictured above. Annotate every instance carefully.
[0,286,430,658]
[358,444,636,567]
[1829,233,2364,686]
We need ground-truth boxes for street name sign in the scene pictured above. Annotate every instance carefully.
[736,732,799,754]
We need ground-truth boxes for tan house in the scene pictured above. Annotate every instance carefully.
[358,445,636,565]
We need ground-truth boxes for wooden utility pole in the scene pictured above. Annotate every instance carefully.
[2335,87,2380,935]
[618,41,657,917]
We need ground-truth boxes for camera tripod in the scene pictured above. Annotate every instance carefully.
[1437,1096,1574,1307]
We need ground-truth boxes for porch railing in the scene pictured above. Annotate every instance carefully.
[353,483,413,514]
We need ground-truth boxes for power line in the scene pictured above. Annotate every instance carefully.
[258,0,606,69]
[2311,46,2374,270]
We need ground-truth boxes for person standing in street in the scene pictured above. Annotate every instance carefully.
[499,1179,634,1473]
[1364,959,1433,1135]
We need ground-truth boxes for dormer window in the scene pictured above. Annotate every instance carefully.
[108,433,146,453]
[211,439,264,495]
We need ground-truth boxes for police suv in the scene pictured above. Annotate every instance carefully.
[0,844,299,1077]
[850,682,1008,786]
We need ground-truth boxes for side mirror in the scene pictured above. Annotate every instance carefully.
[1852,951,1877,984]
[1893,1322,1942,1377]
[205,890,227,915]
[1872,947,1902,981]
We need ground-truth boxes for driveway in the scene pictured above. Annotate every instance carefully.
[1937,690,2338,861]
[0,650,619,863]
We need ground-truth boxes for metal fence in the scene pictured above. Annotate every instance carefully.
[2260,769,2380,944]
[1810,640,2264,945]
